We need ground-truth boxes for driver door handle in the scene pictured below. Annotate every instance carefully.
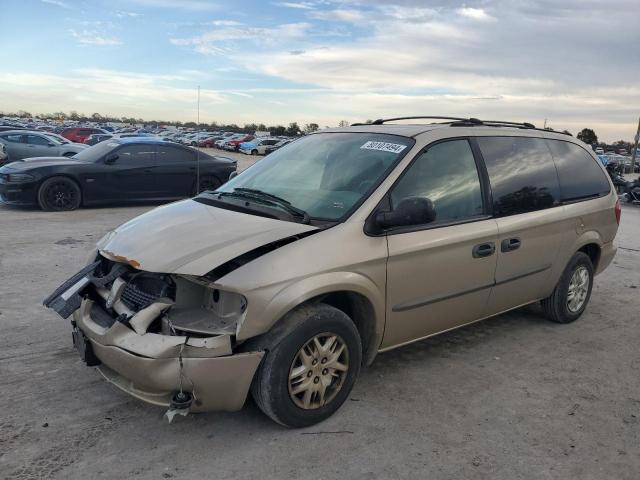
[472,242,495,258]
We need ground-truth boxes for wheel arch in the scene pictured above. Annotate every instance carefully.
[36,173,84,204]
[577,242,601,271]
[237,273,385,366]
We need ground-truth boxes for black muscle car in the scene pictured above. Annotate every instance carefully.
[0,138,236,211]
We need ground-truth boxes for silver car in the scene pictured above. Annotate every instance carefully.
[0,130,87,163]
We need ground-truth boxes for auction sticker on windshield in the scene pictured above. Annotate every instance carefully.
[360,141,408,154]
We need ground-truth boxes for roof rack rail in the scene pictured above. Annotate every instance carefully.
[351,116,571,136]
[368,116,473,125]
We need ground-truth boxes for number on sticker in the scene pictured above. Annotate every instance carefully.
[360,141,407,154]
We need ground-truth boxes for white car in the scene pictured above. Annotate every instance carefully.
[239,138,282,155]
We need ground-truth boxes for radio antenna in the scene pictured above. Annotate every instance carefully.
[196,85,201,194]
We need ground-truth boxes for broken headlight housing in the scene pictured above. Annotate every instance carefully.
[208,287,247,322]
[165,276,248,336]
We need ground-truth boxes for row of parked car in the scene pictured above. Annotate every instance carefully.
[161,130,294,155]
[0,119,297,164]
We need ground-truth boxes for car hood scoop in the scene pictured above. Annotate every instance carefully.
[97,199,318,276]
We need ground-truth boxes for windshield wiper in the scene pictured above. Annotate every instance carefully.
[219,188,310,224]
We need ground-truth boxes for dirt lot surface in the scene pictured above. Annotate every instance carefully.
[1,154,639,479]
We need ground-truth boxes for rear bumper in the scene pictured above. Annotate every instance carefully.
[596,241,617,275]
[74,299,264,412]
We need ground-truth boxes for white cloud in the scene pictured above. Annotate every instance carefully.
[456,7,496,22]
[115,11,142,18]
[40,0,70,8]
[211,20,243,26]
[273,2,316,9]
[0,70,229,121]
[128,0,219,10]
[171,22,311,54]
[309,9,365,22]
[69,30,122,46]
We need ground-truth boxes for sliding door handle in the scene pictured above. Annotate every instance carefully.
[501,237,521,252]
[472,242,495,258]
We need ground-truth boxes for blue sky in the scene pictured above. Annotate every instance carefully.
[1,0,639,141]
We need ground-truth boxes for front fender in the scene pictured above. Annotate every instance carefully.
[236,271,385,345]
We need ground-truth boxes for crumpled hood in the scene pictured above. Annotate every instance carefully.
[97,199,318,276]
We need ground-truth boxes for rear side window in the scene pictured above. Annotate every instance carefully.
[26,134,50,146]
[477,136,560,217]
[1,134,23,143]
[156,145,194,162]
[116,145,156,164]
[546,140,610,201]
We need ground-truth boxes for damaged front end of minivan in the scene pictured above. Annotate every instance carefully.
[44,253,264,418]
[43,199,320,419]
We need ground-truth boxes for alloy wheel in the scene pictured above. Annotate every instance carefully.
[46,182,76,210]
[567,266,590,313]
[288,333,349,410]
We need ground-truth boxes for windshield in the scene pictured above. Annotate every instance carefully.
[72,141,118,161]
[215,132,414,221]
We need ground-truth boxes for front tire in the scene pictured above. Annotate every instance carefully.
[251,149,258,156]
[37,176,81,211]
[250,304,362,428]
[193,175,221,195]
[541,252,594,323]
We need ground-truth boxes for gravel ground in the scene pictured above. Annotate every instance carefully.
[0,157,638,479]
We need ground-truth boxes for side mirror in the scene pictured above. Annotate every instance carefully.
[104,153,119,164]
[375,197,436,230]
[228,171,238,180]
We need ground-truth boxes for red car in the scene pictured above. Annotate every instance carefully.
[60,127,107,143]
[224,135,255,151]
[198,136,219,148]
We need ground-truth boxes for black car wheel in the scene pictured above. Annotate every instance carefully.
[193,175,221,195]
[251,149,258,155]
[37,176,82,211]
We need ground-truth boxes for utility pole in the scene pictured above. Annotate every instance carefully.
[631,116,640,178]
[196,85,201,194]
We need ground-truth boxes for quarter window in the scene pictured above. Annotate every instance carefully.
[477,136,560,217]
[546,140,610,201]
[390,139,484,225]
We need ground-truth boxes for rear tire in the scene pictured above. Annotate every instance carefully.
[251,149,258,156]
[541,252,594,323]
[250,304,362,428]
[37,176,81,211]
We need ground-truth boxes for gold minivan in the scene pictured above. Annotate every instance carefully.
[45,117,620,427]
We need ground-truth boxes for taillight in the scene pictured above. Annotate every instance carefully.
[614,199,621,225]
